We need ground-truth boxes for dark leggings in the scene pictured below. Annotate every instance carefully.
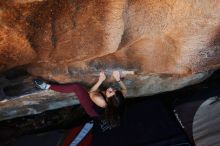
[49,84,99,117]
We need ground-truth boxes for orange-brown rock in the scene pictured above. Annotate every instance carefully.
[0,0,220,96]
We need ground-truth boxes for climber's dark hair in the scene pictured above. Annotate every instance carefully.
[103,90,125,127]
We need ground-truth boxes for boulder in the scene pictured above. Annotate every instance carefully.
[0,0,220,97]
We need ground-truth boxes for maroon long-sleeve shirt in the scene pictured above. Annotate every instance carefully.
[50,84,99,117]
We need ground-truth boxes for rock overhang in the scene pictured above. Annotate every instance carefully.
[0,0,220,120]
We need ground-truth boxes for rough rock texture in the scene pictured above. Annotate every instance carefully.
[0,68,80,121]
[0,90,79,121]
[0,0,220,97]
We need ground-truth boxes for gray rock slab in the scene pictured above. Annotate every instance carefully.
[0,90,79,121]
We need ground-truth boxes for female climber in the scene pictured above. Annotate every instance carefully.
[33,71,127,127]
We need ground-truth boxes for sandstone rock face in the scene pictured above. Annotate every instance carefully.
[0,0,220,97]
